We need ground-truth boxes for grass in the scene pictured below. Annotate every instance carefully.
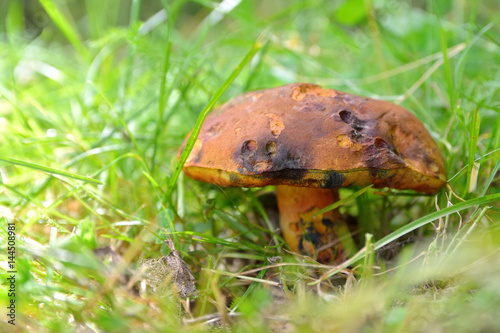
[0,0,499,332]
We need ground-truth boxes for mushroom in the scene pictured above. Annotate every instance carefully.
[179,83,446,263]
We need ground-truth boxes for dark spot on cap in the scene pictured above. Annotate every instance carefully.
[423,154,438,168]
[314,103,326,111]
[300,103,326,112]
[339,110,365,131]
[269,148,304,171]
[339,110,354,123]
[374,138,389,150]
[241,140,257,156]
[206,122,224,137]
[340,93,369,107]
[349,130,371,144]
[322,172,346,188]
[191,151,201,164]
[373,137,400,157]
[237,139,304,175]
[261,168,308,181]
[266,141,277,157]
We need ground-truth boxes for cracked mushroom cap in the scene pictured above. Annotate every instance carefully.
[180,83,447,194]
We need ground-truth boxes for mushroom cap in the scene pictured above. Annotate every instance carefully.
[180,83,447,194]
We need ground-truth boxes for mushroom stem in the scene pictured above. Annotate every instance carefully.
[276,185,345,263]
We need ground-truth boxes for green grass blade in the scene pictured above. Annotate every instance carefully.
[38,0,91,60]
[448,147,500,183]
[151,2,172,173]
[90,83,151,176]
[118,0,142,100]
[438,11,456,112]
[313,185,373,217]
[6,0,24,43]
[357,189,375,238]
[176,231,266,253]
[0,157,103,184]
[229,268,268,312]
[162,32,266,206]
[248,190,281,249]
[481,157,500,197]
[454,20,497,97]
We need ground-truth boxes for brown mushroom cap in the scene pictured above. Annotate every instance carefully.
[181,83,447,194]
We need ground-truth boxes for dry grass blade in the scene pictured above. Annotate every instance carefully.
[204,269,282,286]
[394,43,466,104]
[361,43,467,84]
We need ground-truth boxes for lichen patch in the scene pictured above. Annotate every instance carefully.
[250,92,263,102]
[336,134,362,152]
[265,113,285,138]
[253,161,272,173]
[291,83,337,101]
[234,120,242,136]
[430,163,440,173]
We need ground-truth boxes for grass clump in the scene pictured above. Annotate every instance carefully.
[0,0,499,332]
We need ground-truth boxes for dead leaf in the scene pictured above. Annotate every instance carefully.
[163,237,197,298]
